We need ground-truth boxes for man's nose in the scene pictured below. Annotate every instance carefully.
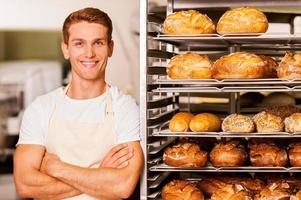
[86,45,95,58]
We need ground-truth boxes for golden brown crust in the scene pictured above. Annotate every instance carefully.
[163,10,215,35]
[253,111,284,132]
[226,177,265,194]
[162,180,204,200]
[264,106,300,120]
[284,113,301,133]
[212,52,267,79]
[259,55,279,78]
[288,143,301,167]
[277,52,301,79]
[189,113,221,132]
[210,140,248,167]
[211,184,253,200]
[249,142,288,167]
[163,143,208,167]
[216,7,268,34]
[197,178,227,196]
[222,114,255,133]
[167,53,213,79]
[169,112,194,132]
[254,182,291,200]
[296,190,301,199]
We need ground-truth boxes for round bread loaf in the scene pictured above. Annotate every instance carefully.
[254,182,291,200]
[163,10,215,35]
[264,106,300,120]
[169,112,194,132]
[284,113,301,133]
[167,53,213,79]
[226,177,265,194]
[222,114,255,133]
[278,52,301,79]
[189,113,221,132]
[253,111,284,132]
[210,140,247,167]
[197,178,227,197]
[259,55,278,78]
[211,184,253,200]
[296,190,301,199]
[216,7,268,34]
[249,142,288,167]
[163,143,208,167]
[288,143,301,167]
[263,92,296,106]
[212,52,267,79]
[162,180,204,200]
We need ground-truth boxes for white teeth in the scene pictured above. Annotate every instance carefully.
[82,61,96,65]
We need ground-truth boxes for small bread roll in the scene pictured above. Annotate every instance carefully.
[197,178,227,197]
[167,53,213,79]
[284,113,301,133]
[169,112,194,132]
[254,182,291,200]
[288,143,301,167]
[163,10,215,35]
[162,180,204,200]
[212,52,267,79]
[277,52,301,79]
[189,113,221,132]
[263,92,296,106]
[163,143,208,167]
[264,106,300,120]
[253,111,284,132]
[296,190,301,200]
[216,7,268,34]
[211,184,253,200]
[222,114,255,133]
[210,140,247,167]
[249,142,288,167]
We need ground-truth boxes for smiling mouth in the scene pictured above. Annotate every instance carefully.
[81,61,99,68]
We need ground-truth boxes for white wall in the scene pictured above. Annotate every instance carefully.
[0,0,140,100]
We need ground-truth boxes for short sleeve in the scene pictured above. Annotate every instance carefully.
[114,95,140,144]
[17,97,45,146]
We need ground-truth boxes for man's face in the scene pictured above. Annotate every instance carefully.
[61,22,114,81]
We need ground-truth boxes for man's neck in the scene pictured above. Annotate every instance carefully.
[66,80,107,100]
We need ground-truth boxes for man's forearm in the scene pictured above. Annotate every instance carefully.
[16,169,81,199]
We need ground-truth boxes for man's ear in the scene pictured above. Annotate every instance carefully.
[108,40,114,57]
[61,41,69,60]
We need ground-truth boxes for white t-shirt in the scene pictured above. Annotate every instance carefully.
[17,85,140,146]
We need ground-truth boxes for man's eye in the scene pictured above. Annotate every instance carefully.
[95,41,104,46]
[74,42,83,47]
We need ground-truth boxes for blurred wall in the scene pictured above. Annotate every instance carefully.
[0,0,140,101]
[0,33,4,60]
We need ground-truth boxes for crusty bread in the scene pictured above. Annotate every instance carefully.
[254,182,291,200]
[222,114,255,133]
[253,111,284,132]
[169,112,194,132]
[211,184,253,200]
[288,143,301,167]
[216,7,268,34]
[284,113,301,133]
[162,180,204,200]
[189,113,221,132]
[163,10,215,35]
[167,53,213,79]
[163,143,208,167]
[277,52,301,79]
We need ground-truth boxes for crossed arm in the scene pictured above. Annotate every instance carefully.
[14,141,143,199]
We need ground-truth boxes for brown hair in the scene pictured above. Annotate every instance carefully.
[62,7,113,44]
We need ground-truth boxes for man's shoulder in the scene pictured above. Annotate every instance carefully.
[109,85,138,108]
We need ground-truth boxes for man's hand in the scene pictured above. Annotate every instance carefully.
[41,152,62,176]
[100,143,134,168]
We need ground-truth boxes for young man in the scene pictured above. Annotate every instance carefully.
[13,7,143,199]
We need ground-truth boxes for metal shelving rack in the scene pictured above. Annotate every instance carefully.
[140,0,301,199]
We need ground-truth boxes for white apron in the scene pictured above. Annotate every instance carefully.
[45,85,117,200]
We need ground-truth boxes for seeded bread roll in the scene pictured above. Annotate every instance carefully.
[249,142,288,167]
[167,53,213,79]
[284,113,301,133]
[162,180,204,200]
[210,140,248,167]
[163,143,208,167]
[254,182,291,200]
[163,10,215,35]
[212,52,268,79]
[253,111,284,132]
[222,114,255,133]
[211,184,253,200]
[216,7,268,34]
[189,113,221,132]
[169,112,194,132]
[277,52,301,79]
[264,106,300,120]
[288,143,301,167]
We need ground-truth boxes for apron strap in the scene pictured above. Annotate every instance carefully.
[105,85,114,117]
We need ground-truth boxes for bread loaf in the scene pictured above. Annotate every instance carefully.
[253,111,284,132]
[169,112,194,132]
[167,53,213,79]
[277,52,301,79]
[212,52,267,79]
[189,113,221,132]
[210,140,247,167]
[263,92,296,106]
[163,10,215,35]
[162,180,204,200]
[288,143,301,167]
[254,182,291,200]
[163,143,208,167]
[284,113,301,133]
[197,178,227,197]
[264,106,300,120]
[216,7,268,34]
[222,114,255,133]
[211,184,253,200]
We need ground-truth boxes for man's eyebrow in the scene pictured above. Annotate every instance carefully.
[71,38,84,42]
